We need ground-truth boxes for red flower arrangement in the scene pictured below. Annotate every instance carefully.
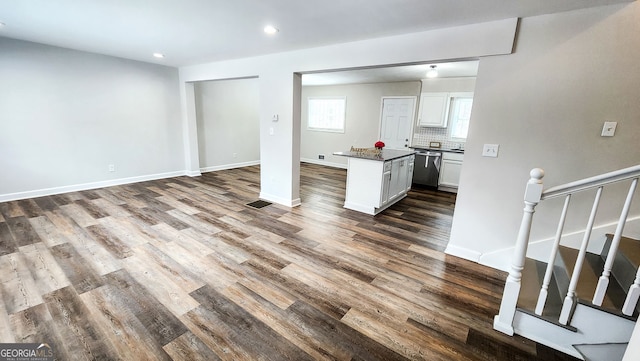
[374,141,385,149]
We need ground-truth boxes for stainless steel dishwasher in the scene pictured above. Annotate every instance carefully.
[413,150,441,187]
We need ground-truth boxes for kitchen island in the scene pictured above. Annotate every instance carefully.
[334,149,415,215]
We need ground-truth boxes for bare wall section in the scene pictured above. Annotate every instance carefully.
[0,38,184,201]
[447,3,640,270]
[194,78,260,171]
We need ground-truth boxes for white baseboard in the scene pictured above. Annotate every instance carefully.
[444,244,482,263]
[0,170,188,202]
[185,170,202,177]
[477,216,640,270]
[300,158,347,169]
[200,160,260,173]
[259,192,301,208]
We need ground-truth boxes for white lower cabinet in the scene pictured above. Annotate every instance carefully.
[438,152,464,192]
[381,164,392,207]
[406,157,415,192]
[344,154,414,215]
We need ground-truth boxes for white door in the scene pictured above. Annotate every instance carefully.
[380,97,416,150]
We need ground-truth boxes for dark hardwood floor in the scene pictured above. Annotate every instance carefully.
[0,163,579,360]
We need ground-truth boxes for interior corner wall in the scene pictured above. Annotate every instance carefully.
[179,18,518,207]
[0,38,184,201]
[300,81,421,167]
[194,78,260,171]
[447,2,640,270]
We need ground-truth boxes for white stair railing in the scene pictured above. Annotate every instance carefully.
[593,178,638,313]
[495,164,640,335]
[558,186,602,324]
[535,194,571,315]
[493,169,544,335]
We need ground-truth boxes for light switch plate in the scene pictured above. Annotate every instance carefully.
[482,144,499,157]
[601,121,617,137]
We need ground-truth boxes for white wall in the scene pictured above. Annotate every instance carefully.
[179,18,518,207]
[0,38,183,201]
[194,78,260,171]
[446,3,640,270]
[301,81,420,167]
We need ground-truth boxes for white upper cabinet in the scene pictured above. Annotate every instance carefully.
[417,92,450,127]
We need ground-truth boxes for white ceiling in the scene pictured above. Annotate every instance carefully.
[0,0,632,67]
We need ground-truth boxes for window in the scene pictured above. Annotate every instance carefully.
[307,97,346,133]
[448,95,473,140]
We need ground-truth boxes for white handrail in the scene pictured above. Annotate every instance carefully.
[542,164,640,200]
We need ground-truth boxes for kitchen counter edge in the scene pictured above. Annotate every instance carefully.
[333,149,416,161]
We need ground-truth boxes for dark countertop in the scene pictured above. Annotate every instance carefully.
[333,149,415,161]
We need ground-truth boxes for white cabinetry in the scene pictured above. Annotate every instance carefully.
[417,92,449,127]
[417,92,474,129]
[380,161,392,207]
[406,156,415,192]
[343,154,415,215]
[438,152,464,193]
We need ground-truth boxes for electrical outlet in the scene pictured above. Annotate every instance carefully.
[601,121,617,137]
[482,144,499,158]
[108,164,115,172]
[318,154,325,160]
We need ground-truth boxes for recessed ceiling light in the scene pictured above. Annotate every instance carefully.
[264,25,279,35]
[153,53,165,59]
[426,65,438,78]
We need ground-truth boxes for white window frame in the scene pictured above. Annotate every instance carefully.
[448,93,474,141]
[307,96,346,133]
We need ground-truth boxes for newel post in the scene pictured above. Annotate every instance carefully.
[494,168,544,335]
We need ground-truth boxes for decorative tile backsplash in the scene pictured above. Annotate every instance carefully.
[412,127,465,150]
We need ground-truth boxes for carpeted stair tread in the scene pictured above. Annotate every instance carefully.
[519,236,640,324]
[518,258,543,311]
[557,247,617,308]
[613,236,640,290]
[618,236,640,267]
[518,258,563,319]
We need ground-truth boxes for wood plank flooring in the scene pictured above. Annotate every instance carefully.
[0,163,579,360]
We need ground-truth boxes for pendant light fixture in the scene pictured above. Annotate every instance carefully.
[426,65,438,78]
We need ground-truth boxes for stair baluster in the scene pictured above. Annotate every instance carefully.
[559,186,603,325]
[495,165,640,359]
[536,194,571,315]
[494,169,544,335]
[594,178,639,307]
[624,269,640,316]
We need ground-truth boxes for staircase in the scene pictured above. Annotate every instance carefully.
[493,165,640,360]
[517,235,640,359]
